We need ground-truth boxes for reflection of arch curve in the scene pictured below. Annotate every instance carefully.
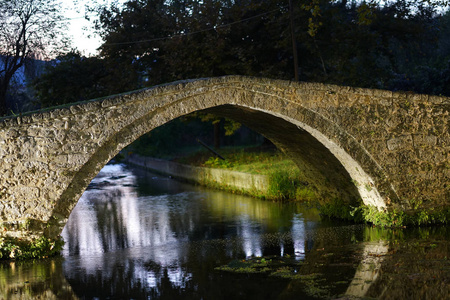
[345,241,389,298]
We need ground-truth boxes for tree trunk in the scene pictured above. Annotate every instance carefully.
[0,79,8,116]
[214,121,220,149]
[1,56,24,117]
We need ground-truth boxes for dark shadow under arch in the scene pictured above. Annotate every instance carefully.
[206,105,362,205]
[46,80,396,238]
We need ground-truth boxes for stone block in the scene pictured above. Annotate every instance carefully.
[386,135,413,151]
[413,135,438,147]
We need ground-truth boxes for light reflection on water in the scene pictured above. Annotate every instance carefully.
[61,164,316,296]
[0,164,448,299]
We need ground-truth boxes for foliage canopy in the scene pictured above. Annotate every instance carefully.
[33,0,450,106]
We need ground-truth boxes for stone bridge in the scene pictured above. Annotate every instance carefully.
[0,76,448,241]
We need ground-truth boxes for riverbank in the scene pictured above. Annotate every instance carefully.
[123,147,450,228]
[125,154,270,198]
[124,146,317,202]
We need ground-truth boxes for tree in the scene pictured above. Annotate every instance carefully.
[44,0,449,100]
[34,52,112,107]
[0,0,68,116]
[95,0,176,88]
[93,0,294,86]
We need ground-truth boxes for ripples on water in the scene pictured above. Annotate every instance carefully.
[0,164,448,299]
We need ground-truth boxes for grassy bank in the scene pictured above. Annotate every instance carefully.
[174,146,317,202]
[128,145,450,228]
[176,146,294,174]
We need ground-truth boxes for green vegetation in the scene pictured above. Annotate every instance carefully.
[0,236,64,260]
[215,257,273,274]
[24,0,450,117]
[141,144,450,228]
[177,146,318,202]
[127,118,264,160]
[33,52,115,108]
[215,255,303,277]
[216,227,450,298]
[320,199,450,227]
[197,148,295,175]
[215,256,331,298]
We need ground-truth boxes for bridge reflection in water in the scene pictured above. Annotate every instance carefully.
[0,164,448,299]
[61,163,317,295]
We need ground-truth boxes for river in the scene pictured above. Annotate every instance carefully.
[0,164,448,299]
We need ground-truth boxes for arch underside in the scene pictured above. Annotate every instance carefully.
[206,105,374,207]
[48,84,395,238]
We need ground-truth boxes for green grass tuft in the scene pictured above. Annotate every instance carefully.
[0,236,64,260]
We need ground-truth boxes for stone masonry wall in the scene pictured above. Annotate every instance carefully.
[0,76,448,241]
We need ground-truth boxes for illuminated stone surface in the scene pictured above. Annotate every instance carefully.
[0,76,448,240]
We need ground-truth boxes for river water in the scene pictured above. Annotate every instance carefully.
[0,164,449,299]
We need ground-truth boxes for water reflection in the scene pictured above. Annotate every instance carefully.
[61,164,320,297]
[0,164,448,299]
[345,241,389,297]
[0,258,77,299]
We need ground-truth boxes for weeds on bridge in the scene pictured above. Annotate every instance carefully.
[0,236,64,260]
[320,199,450,227]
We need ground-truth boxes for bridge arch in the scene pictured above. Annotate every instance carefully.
[48,77,396,238]
[1,76,448,240]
